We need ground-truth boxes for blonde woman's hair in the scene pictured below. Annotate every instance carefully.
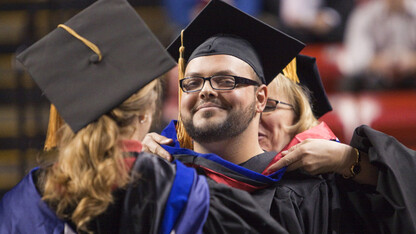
[268,74,319,135]
[41,79,161,233]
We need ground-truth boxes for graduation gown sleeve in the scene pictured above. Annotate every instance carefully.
[0,168,65,234]
[340,125,416,233]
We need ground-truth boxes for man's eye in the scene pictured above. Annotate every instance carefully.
[215,78,235,87]
[184,79,201,88]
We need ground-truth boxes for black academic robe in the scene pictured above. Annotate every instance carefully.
[336,125,416,233]
[163,121,343,233]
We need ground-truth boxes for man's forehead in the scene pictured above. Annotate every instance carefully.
[185,54,257,78]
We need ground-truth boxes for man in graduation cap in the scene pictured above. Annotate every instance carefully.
[142,0,349,233]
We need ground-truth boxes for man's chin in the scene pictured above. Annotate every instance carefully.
[192,111,226,125]
[192,118,224,130]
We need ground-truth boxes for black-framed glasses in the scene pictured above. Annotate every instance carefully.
[180,75,260,93]
[263,98,294,112]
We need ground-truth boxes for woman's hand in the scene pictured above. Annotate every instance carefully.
[267,139,355,175]
[267,139,378,186]
[141,132,174,161]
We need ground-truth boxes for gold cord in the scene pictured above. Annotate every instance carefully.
[58,24,102,61]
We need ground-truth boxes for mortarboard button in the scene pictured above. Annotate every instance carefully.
[89,54,100,63]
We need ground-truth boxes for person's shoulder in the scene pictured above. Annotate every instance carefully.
[132,152,176,174]
[0,168,64,232]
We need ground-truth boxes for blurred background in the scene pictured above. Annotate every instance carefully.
[1,0,415,199]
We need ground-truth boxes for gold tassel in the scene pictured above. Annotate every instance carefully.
[176,30,193,149]
[44,104,64,151]
[282,58,300,83]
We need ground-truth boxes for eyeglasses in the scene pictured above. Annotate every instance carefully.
[263,98,294,112]
[180,75,260,93]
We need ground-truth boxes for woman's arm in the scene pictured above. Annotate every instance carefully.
[267,139,378,186]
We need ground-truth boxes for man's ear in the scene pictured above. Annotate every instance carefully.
[256,84,267,113]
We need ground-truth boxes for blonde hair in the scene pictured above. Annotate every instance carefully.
[41,79,161,233]
[268,74,319,135]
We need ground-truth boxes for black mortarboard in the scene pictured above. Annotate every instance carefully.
[17,0,176,133]
[295,54,332,118]
[166,0,305,85]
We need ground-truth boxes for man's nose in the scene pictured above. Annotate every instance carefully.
[199,79,217,98]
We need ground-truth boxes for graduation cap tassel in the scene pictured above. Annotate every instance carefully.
[176,30,193,149]
[282,58,300,83]
[44,104,64,151]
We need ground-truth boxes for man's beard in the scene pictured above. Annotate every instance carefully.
[182,100,257,143]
